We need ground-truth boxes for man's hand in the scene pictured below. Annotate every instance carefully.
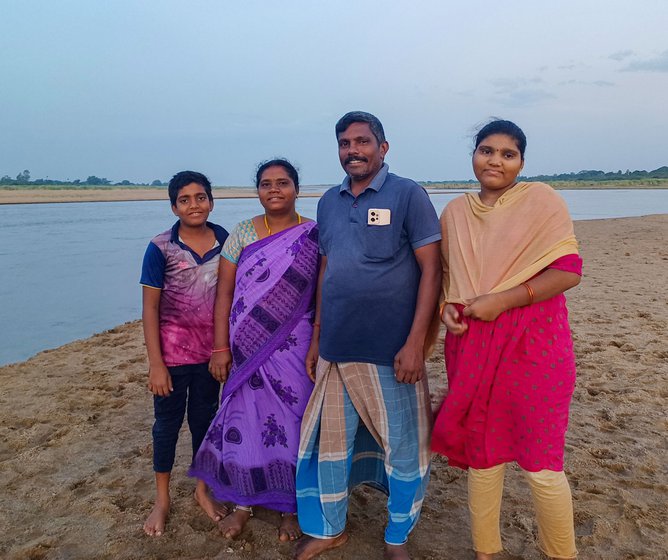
[209,351,232,383]
[442,303,468,336]
[305,337,319,382]
[148,364,173,396]
[393,339,425,384]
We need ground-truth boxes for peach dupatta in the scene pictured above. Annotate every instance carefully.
[441,182,578,305]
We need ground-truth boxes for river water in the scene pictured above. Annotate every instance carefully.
[1,189,667,366]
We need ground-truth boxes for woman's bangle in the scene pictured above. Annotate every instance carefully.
[211,347,231,353]
[522,282,535,305]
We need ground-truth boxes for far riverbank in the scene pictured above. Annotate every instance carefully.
[2,179,668,204]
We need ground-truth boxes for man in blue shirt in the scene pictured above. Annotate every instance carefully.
[295,112,441,560]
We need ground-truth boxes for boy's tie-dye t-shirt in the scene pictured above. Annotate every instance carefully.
[140,221,229,367]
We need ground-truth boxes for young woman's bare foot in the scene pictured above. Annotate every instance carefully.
[278,513,302,542]
[194,482,228,523]
[385,543,410,560]
[218,506,252,539]
[143,501,169,536]
[293,533,349,560]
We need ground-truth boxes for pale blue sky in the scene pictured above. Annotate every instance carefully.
[1,0,666,185]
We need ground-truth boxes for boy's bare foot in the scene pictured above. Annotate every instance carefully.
[143,502,169,536]
[385,543,410,560]
[293,533,349,560]
[194,483,228,523]
[278,513,302,542]
[218,506,252,539]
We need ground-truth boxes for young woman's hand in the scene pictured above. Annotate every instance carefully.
[463,293,507,322]
[209,351,232,383]
[442,304,468,335]
[148,364,173,396]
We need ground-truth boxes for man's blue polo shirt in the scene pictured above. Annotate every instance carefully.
[317,164,441,366]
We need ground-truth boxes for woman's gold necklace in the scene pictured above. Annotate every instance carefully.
[264,213,301,236]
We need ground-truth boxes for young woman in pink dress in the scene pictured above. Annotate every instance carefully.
[432,120,581,560]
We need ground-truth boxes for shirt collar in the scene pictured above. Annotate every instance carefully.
[339,163,389,195]
[170,221,226,244]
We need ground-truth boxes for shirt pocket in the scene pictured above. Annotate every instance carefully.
[364,224,396,261]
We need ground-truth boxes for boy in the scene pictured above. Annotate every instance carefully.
[140,170,229,536]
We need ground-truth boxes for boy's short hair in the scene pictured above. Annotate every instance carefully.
[168,171,213,206]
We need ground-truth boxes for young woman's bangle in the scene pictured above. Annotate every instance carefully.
[212,347,230,353]
[522,282,534,305]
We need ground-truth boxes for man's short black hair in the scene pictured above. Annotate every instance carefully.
[335,111,386,145]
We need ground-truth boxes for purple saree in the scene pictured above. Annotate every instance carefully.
[190,222,318,512]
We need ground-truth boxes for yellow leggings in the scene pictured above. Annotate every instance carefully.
[468,464,577,558]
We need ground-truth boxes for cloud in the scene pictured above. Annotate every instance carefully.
[621,50,668,72]
[557,79,615,87]
[497,89,556,107]
[609,50,634,61]
[488,78,554,107]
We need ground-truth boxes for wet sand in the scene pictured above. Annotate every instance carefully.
[0,215,666,559]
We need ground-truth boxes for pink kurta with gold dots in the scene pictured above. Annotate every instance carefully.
[432,255,582,472]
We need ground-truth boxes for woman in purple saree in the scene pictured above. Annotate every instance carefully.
[189,160,318,541]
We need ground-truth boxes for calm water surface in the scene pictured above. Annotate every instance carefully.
[1,189,667,366]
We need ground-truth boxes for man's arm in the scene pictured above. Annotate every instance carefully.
[305,255,326,381]
[393,241,441,384]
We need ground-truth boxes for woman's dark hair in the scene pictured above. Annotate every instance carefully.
[255,158,300,193]
[168,170,213,205]
[474,119,527,160]
[335,111,386,145]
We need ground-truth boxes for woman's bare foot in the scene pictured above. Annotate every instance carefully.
[218,506,252,539]
[194,482,228,523]
[143,501,169,536]
[278,513,302,542]
[293,533,349,560]
[385,543,410,559]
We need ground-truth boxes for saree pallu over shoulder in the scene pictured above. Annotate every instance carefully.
[190,221,318,512]
[225,222,319,396]
[442,182,579,305]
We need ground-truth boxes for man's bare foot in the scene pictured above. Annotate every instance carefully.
[385,543,410,560]
[218,507,252,539]
[294,533,349,560]
[143,502,169,536]
[278,513,302,542]
[194,483,228,523]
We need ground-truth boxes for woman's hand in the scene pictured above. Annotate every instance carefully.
[209,351,232,383]
[442,303,468,335]
[462,293,507,322]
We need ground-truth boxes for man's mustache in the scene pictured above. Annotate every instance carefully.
[345,156,368,165]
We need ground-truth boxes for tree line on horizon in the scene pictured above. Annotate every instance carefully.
[422,165,668,184]
[0,170,165,187]
[2,166,668,187]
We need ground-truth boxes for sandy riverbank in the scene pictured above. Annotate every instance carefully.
[0,188,322,205]
[0,215,666,559]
